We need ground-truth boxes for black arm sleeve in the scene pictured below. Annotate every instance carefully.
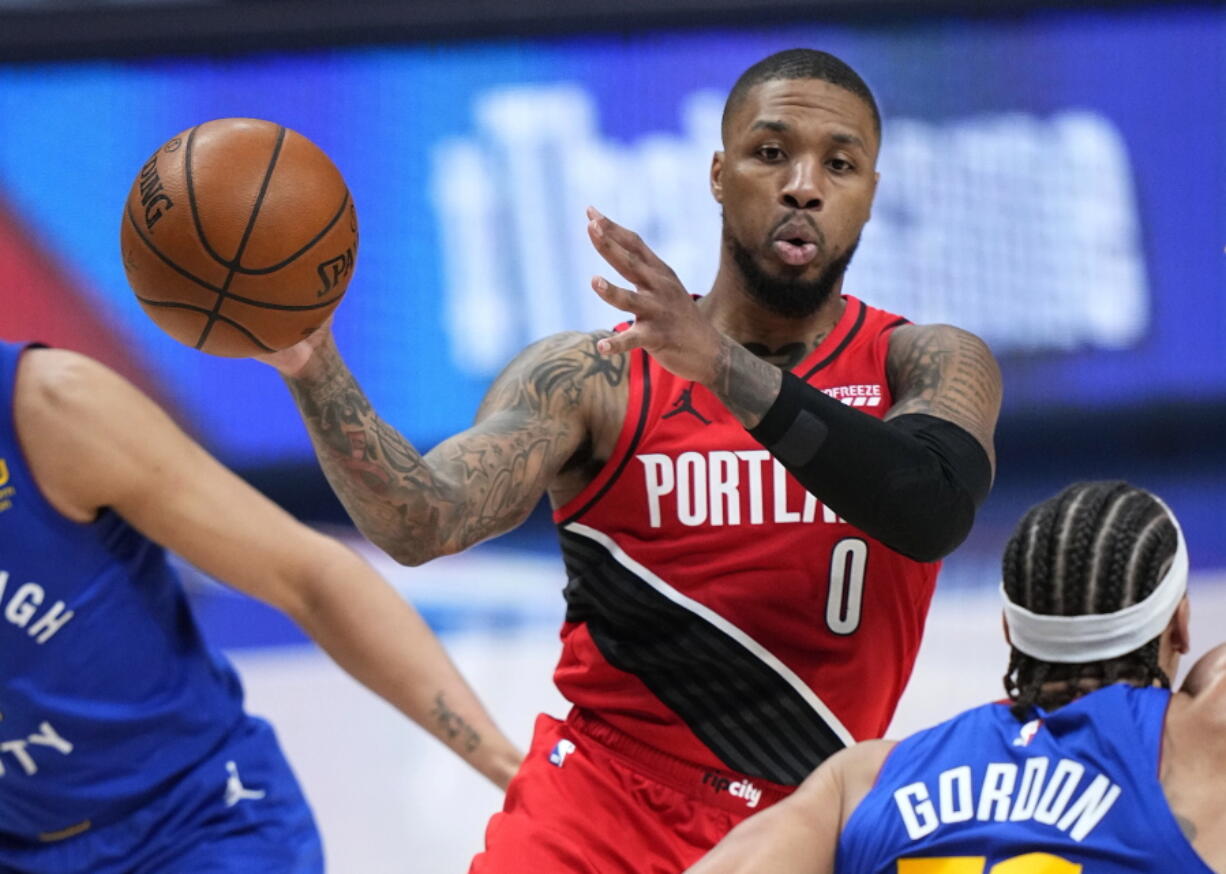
[747,370,992,562]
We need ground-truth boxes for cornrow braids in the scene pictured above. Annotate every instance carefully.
[721,48,882,142]
[1001,481,1179,720]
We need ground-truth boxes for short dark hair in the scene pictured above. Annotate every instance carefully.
[721,48,882,141]
[1002,481,1179,720]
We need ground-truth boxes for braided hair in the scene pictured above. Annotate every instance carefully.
[1002,481,1179,720]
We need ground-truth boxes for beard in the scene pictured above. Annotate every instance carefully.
[724,223,860,319]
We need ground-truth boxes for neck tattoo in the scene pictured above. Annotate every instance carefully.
[742,335,826,370]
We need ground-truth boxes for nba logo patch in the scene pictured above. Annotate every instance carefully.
[1013,718,1044,747]
[549,739,576,767]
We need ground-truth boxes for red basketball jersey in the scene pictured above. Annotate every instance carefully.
[551,296,940,786]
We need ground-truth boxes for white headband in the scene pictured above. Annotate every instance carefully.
[1001,499,1188,663]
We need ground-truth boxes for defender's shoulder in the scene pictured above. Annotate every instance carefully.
[15,347,118,424]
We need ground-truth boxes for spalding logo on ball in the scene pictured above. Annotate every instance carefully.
[120,117,358,356]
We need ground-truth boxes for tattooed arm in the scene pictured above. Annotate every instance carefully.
[707,335,784,427]
[698,323,1000,560]
[702,325,1003,460]
[885,323,1001,474]
[273,329,617,566]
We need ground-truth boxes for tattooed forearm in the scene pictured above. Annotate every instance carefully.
[283,341,450,552]
[886,324,1001,464]
[706,334,784,428]
[431,692,481,755]
[282,331,621,565]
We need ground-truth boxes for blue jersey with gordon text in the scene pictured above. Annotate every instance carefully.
[0,342,248,843]
[837,684,1213,873]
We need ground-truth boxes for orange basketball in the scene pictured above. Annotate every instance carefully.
[120,118,357,356]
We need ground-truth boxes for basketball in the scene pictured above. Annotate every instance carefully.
[120,117,358,356]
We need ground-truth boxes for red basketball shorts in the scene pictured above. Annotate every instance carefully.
[469,709,795,873]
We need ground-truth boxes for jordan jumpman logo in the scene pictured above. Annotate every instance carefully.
[662,386,711,425]
[224,760,267,807]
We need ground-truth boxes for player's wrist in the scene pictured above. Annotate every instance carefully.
[700,334,782,428]
[695,331,736,393]
[259,329,337,381]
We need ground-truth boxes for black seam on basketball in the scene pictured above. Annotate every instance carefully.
[801,298,866,379]
[134,296,213,314]
[203,291,344,311]
[230,190,350,274]
[127,208,343,312]
[196,125,288,350]
[186,126,348,274]
[126,204,226,294]
[184,124,234,270]
[134,297,276,352]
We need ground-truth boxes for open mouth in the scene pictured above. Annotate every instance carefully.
[771,238,819,267]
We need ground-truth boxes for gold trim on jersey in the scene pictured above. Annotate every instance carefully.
[38,819,91,842]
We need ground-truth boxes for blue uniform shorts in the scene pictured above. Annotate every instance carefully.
[0,717,324,874]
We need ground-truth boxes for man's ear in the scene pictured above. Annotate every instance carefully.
[1171,595,1191,655]
[710,151,724,204]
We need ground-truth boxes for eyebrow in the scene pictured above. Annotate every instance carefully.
[831,132,868,151]
[750,120,868,152]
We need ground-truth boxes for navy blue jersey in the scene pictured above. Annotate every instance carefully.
[0,342,248,842]
[837,684,1212,873]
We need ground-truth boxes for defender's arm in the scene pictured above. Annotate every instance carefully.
[685,740,895,874]
[15,348,521,788]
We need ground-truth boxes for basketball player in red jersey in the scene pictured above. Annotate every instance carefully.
[260,49,1002,872]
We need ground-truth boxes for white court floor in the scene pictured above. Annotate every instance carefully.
[229,546,1226,874]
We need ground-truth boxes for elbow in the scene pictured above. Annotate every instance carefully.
[375,531,459,568]
[893,530,969,563]
[380,506,530,567]
[879,492,977,563]
[381,541,441,568]
[393,552,430,568]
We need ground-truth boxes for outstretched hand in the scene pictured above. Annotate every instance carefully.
[587,207,725,386]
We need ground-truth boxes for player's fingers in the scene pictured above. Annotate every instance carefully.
[587,206,681,287]
[595,326,644,357]
[591,275,642,314]
[587,217,651,287]
[586,206,666,269]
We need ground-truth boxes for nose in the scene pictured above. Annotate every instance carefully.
[780,157,823,211]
